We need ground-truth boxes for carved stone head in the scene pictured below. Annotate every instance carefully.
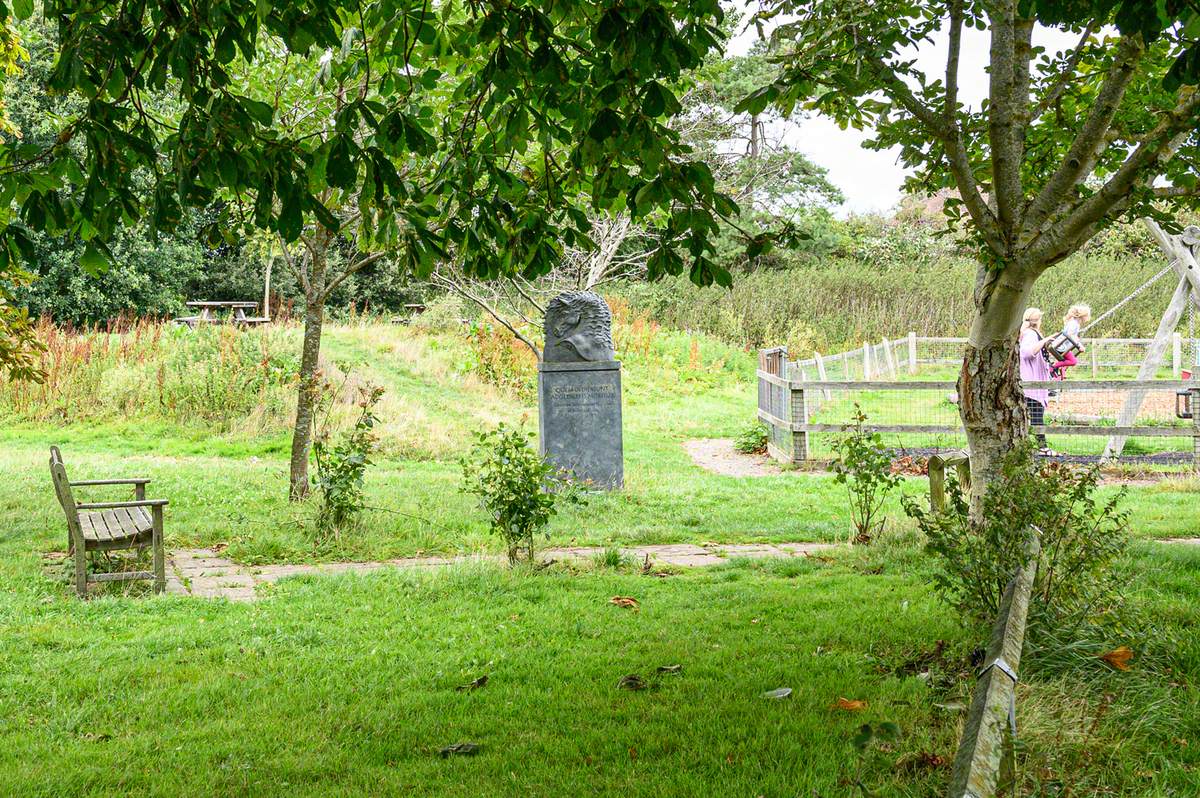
[544,291,616,362]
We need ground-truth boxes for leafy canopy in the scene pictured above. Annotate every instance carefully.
[0,1,752,375]
[745,1,1200,271]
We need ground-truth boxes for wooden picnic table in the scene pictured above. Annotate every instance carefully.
[177,301,270,328]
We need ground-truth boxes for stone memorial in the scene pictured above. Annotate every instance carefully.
[538,291,623,489]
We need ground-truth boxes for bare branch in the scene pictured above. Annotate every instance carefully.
[432,271,542,360]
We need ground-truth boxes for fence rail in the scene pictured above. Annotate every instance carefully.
[947,531,1042,798]
[758,340,1200,466]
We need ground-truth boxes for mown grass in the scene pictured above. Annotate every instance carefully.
[1,320,1199,796]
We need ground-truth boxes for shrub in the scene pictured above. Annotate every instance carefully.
[903,443,1130,648]
[463,320,537,398]
[409,294,466,334]
[831,407,902,545]
[461,424,581,564]
[733,420,769,455]
[311,384,385,540]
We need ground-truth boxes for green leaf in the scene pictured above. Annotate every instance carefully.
[79,242,110,274]
[12,0,32,20]
[239,96,275,127]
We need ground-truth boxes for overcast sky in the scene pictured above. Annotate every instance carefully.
[729,16,1084,216]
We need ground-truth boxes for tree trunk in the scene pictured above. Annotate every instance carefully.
[288,243,328,501]
[957,263,1036,521]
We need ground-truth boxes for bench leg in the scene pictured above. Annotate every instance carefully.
[152,505,165,594]
[74,547,87,598]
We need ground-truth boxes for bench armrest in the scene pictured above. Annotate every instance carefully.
[70,478,151,487]
[76,499,168,510]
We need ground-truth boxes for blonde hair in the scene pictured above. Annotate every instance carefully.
[1065,304,1091,324]
[1021,307,1043,334]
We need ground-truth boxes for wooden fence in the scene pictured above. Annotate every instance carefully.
[757,345,1200,467]
[788,334,1200,382]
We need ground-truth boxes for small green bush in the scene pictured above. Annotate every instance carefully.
[903,443,1131,649]
[312,384,385,540]
[733,420,769,455]
[832,407,902,545]
[461,424,581,564]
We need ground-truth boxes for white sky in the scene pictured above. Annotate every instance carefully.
[729,15,1084,216]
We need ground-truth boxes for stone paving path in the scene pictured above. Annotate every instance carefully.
[165,541,840,601]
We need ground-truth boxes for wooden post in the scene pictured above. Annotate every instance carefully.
[928,457,947,514]
[863,342,872,380]
[1089,342,1098,378]
[1104,276,1191,459]
[947,534,1041,798]
[907,331,918,374]
[1173,333,1183,378]
[842,351,851,380]
[882,338,897,380]
[814,351,831,401]
[1192,385,1199,473]
[791,386,809,462]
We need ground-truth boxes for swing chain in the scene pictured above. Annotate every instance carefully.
[1079,260,1177,336]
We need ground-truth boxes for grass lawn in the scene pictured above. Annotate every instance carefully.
[1,321,1199,796]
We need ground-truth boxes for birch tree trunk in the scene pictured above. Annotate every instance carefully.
[957,263,1037,521]
[289,240,328,500]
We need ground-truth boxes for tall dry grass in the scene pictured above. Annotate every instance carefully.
[0,316,301,430]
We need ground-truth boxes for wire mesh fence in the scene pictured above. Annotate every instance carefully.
[760,336,1200,467]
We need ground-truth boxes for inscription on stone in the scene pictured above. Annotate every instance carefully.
[538,292,623,489]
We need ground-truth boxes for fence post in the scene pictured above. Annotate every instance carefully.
[947,533,1041,798]
[791,385,809,462]
[1173,333,1183,378]
[863,342,872,380]
[814,351,831,401]
[1192,385,1199,473]
[908,331,918,374]
[1090,343,1098,378]
[882,338,897,379]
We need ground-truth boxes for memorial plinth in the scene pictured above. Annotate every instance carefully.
[538,360,623,489]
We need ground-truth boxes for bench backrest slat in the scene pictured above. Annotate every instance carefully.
[48,447,82,544]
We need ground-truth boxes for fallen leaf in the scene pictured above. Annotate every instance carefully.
[834,697,868,711]
[628,746,638,761]
[934,702,966,713]
[762,687,792,700]
[1099,646,1134,671]
[609,596,640,611]
[456,675,488,692]
[617,674,647,691]
[656,664,682,674]
[895,751,947,773]
[438,742,481,758]
[212,542,229,553]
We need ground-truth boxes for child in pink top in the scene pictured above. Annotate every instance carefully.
[1051,304,1091,377]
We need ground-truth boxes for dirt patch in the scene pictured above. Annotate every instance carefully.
[683,438,796,477]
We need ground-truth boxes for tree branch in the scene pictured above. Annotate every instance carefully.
[1023,93,1200,266]
[321,250,387,301]
[1020,34,1145,243]
[1031,21,1098,118]
[432,272,542,360]
[945,0,963,127]
[862,54,1002,253]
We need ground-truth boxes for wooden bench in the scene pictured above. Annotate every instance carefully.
[49,446,167,597]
